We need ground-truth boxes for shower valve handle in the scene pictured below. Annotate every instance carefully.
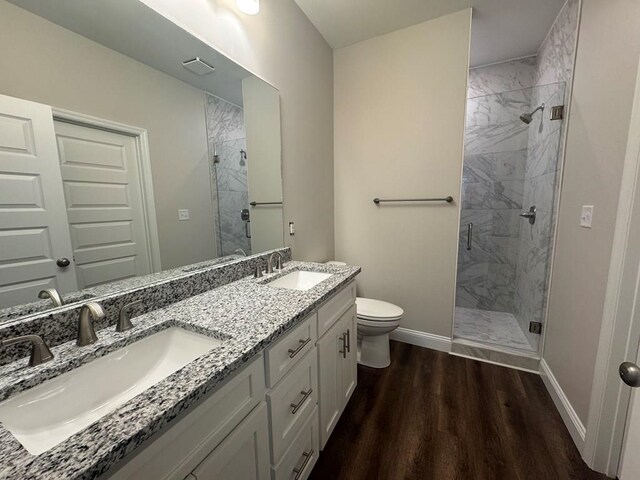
[520,206,537,225]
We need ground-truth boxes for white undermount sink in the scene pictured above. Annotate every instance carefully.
[0,327,223,455]
[267,270,332,291]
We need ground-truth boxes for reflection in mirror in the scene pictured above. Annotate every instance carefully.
[0,0,284,318]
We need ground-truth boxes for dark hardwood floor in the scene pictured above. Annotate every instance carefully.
[310,341,608,480]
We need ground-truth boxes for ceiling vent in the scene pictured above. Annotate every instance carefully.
[182,57,215,75]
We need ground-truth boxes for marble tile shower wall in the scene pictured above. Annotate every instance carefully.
[205,93,251,256]
[514,0,579,348]
[514,83,565,348]
[457,57,536,312]
[215,137,251,256]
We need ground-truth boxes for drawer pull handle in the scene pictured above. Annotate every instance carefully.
[293,449,314,479]
[340,333,347,358]
[290,388,313,414]
[346,328,351,353]
[288,337,311,358]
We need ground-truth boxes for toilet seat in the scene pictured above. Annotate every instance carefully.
[357,317,401,327]
[356,297,404,322]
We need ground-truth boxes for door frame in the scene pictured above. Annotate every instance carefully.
[582,58,640,476]
[51,107,162,274]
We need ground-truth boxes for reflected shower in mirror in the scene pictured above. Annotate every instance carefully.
[0,0,284,318]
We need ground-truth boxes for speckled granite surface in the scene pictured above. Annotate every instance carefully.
[0,256,243,323]
[0,261,360,480]
[0,249,290,366]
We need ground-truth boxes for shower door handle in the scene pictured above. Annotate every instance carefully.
[241,209,251,238]
[466,223,473,251]
[520,206,537,225]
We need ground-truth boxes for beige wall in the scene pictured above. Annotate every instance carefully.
[0,1,216,270]
[544,0,640,424]
[142,0,335,262]
[334,10,471,336]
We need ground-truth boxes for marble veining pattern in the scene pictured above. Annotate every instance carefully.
[214,138,251,256]
[205,93,250,257]
[513,0,579,350]
[454,307,534,351]
[468,56,536,98]
[456,0,579,353]
[0,261,360,479]
[457,58,536,313]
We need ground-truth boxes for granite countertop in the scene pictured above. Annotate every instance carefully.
[0,261,360,480]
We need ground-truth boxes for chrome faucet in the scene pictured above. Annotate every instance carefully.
[38,288,64,307]
[233,248,248,257]
[266,252,284,274]
[117,300,141,332]
[77,302,105,346]
[1,334,54,367]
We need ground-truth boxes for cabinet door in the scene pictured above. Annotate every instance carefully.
[340,305,357,407]
[317,318,345,450]
[191,403,270,480]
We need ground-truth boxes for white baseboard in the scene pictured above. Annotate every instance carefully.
[540,359,586,452]
[389,327,451,352]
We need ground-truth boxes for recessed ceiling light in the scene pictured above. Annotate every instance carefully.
[182,57,215,76]
[236,0,259,15]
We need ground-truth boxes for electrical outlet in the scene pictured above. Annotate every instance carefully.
[580,205,593,228]
[178,209,190,221]
[289,222,295,235]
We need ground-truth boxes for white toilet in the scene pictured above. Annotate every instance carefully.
[326,262,404,368]
[355,297,403,368]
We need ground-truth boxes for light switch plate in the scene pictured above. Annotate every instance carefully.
[580,205,594,228]
[289,222,295,235]
[178,209,190,221]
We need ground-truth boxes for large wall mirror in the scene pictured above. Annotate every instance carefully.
[0,0,284,318]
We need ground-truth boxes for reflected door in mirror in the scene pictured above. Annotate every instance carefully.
[0,94,78,308]
[54,121,153,289]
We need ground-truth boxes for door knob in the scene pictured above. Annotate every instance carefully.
[56,258,71,268]
[619,362,640,387]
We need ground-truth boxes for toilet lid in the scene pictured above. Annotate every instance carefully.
[356,297,404,321]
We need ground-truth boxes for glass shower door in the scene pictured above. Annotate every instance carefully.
[454,81,566,354]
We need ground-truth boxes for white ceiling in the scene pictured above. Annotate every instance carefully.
[294,0,566,67]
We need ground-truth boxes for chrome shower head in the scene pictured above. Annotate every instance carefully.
[519,104,545,124]
[519,112,533,124]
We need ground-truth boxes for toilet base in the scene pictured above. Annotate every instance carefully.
[357,333,391,368]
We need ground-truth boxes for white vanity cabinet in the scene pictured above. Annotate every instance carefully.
[187,402,270,480]
[104,279,357,480]
[105,355,268,480]
[317,303,357,449]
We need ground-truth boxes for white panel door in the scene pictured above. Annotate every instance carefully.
[54,121,152,289]
[619,342,640,479]
[0,94,77,308]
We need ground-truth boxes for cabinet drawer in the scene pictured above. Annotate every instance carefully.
[265,313,317,387]
[271,407,319,480]
[267,349,318,464]
[317,281,356,338]
[106,355,266,480]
